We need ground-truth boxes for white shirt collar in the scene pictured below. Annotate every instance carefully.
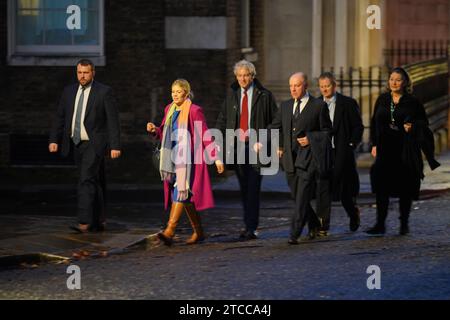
[242,82,254,94]
[324,93,336,104]
[303,92,310,100]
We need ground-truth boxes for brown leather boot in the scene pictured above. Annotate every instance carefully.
[185,203,205,244]
[158,202,184,246]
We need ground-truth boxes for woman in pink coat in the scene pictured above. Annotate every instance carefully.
[147,79,224,245]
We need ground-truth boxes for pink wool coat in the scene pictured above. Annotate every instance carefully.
[153,103,218,211]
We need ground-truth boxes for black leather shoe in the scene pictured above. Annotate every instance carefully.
[307,228,317,240]
[317,230,329,237]
[247,231,257,240]
[288,238,299,245]
[240,230,257,241]
[399,224,409,235]
[365,224,385,235]
[69,225,89,234]
[157,232,173,246]
[88,223,106,232]
[350,208,361,232]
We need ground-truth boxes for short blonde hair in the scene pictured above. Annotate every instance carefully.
[171,79,194,100]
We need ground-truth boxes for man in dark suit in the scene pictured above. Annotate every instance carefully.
[216,60,278,240]
[270,72,332,245]
[49,59,121,233]
[318,72,364,233]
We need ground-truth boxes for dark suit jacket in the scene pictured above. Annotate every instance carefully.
[270,94,332,174]
[216,78,278,168]
[320,93,364,199]
[49,81,121,157]
[297,131,333,179]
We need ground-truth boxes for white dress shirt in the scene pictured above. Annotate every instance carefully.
[71,84,92,141]
[324,94,336,124]
[324,94,336,148]
[293,92,310,115]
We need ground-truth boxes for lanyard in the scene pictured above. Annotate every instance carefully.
[390,99,396,124]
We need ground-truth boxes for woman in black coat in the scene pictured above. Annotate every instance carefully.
[367,67,439,235]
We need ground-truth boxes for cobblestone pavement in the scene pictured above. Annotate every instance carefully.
[1,189,449,300]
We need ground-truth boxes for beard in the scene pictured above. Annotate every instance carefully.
[79,79,93,87]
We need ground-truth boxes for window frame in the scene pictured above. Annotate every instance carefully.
[7,0,105,66]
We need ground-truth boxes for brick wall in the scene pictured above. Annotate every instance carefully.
[0,0,167,176]
[164,0,229,127]
[164,49,227,126]
[0,0,9,165]
[103,0,166,139]
[250,0,265,83]
[165,0,227,16]
[0,0,166,138]
[225,0,243,91]
[0,0,246,182]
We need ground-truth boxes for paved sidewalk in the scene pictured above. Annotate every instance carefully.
[1,151,449,270]
[213,151,450,193]
[0,190,449,299]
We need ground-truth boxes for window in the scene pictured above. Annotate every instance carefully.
[8,0,105,66]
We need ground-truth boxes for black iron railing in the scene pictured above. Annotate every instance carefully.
[384,39,449,69]
[321,55,449,152]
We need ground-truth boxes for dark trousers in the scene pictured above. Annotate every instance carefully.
[287,170,331,239]
[235,146,263,232]
[376,191,412,225]
[340,182,359,224]
[74,141,106,226]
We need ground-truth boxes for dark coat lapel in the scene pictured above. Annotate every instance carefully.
[250,85,261,121]
[68,84,78,119]
[84,81,97,119]
[297,97,314,128]
[234,88,241,123]
[288,98,295,116]
[285,98,294,131]
[251,88,260,108]
[333,93,344,131]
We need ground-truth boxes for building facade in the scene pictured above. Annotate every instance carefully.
[1,0,448,179]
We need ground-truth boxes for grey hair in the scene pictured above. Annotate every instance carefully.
[233,60,257,78]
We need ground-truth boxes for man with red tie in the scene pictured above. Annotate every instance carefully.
[216,60,278,240]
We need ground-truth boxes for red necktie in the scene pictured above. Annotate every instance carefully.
[240,89,248,141]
